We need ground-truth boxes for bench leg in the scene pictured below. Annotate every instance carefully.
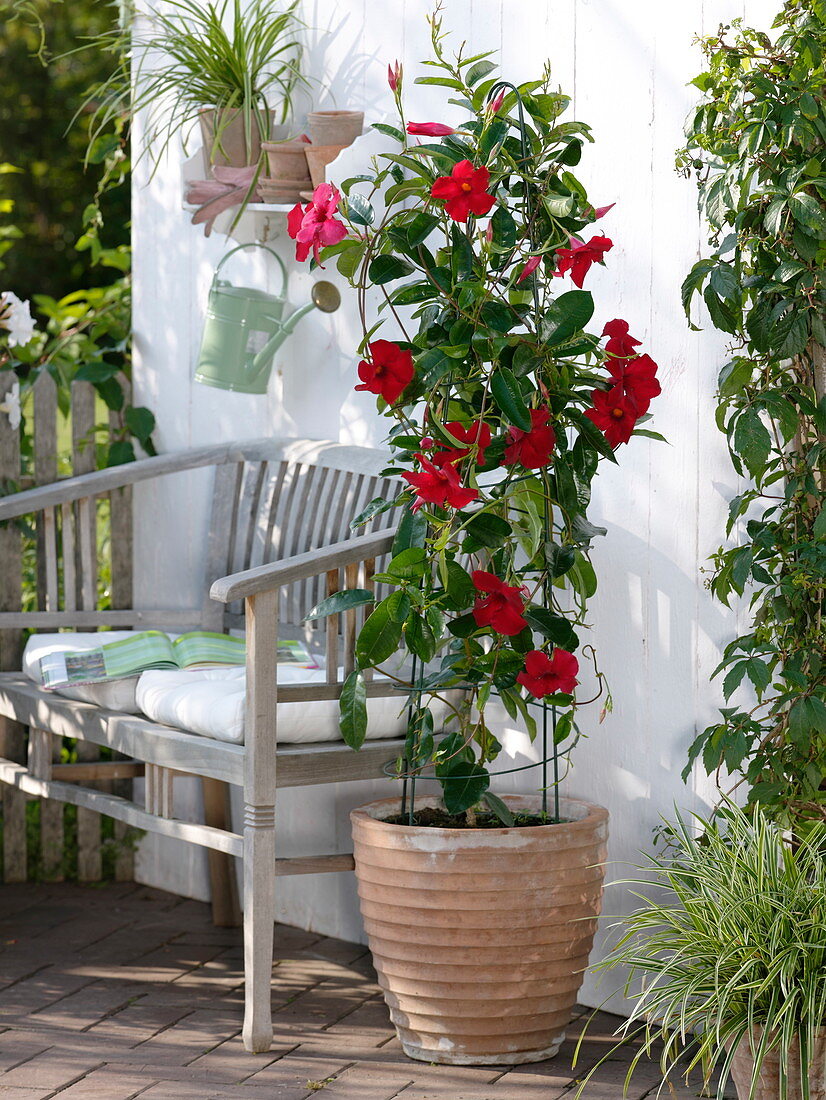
[201,777,241,927]
[242,802,276,1053]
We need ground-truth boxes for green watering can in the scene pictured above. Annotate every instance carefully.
[194,242,341,394]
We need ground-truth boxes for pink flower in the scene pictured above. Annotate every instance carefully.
[488,89,506,114]
[607,352,661,416]
[517,254,542,283]
[602,318,641,360]
[355,340,414,405]
[471,571,529,636]
[407,122,455,137]
[287,183,348,264]
[503,408,556,469]
[429,420,492,468]
[554,235,613,288]
[388,61,402,92]
[584,386,639,447]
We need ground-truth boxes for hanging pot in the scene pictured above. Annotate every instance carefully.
[194,242,340,394]
[351,794,608,1066]
[307,110,364,147]
[199,107,272,173]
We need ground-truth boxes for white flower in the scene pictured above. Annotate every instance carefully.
[0,380,21,431]
[0,292,36,347]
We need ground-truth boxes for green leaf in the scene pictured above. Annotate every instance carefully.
[789,192,826,239]
[763,198,787,237]
[75,359,119,383]
[490,367,531,430]
[385,590,412,623]
[406,211,440,246]
[813,502,826,539]
[345,193,375,227]
[545,542,576,579]
[703,286,739,335]
[490,206,517,252]
[542,290,594,345]
[107,441,135,467]
[124,406,155,443]
[356,601,403,666]
[350,496,394,528]
[733,409,772,477]
[405,611,436,662]
[416,346,454,387]
[438,759,490,815]
[305,588,375,621]
[444,560,476,610]
[368,254,416,284]
[709,264,740,302]
[466,59,497,85]
[371,122,405,142]
[463,511,512,549]
[339,670,367,750]
[392,505,428,555]
[524,608,579,651]
[385,547,427,580]
[482,791,514,826]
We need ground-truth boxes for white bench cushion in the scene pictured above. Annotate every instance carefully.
[23,632,142,713]
[136,666,411,745]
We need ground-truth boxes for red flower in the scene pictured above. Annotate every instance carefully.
[503,408,556,469]
[388,61,402,92]
[607,352,661,416]
[584,385,639,447]
[407,121,455,137]
[287,183,348,263]
[471,571,529,636]
[430,420,492,468]
[355,340,414,404]
[554,235,613,288]
[430,160,496,223]
[517,649,579,698]
[402,455,478,513]
[517,254,542,283]
[602,318,641,360]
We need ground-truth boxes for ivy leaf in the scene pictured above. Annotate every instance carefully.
[339,670,368,750]
[733,409,772,477]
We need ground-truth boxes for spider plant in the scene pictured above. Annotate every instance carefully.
[576,805,826,1099]
[79,0,305,170]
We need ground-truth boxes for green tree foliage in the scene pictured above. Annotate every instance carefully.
[678,0,826,831]
[0,0,129,302]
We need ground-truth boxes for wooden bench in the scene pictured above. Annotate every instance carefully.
[0,437,405,1051]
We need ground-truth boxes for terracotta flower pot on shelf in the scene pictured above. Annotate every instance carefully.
[350,794,608,1066]
[305,144,347,188]
[199,107,273,173]
[260,141,311,202]
[730,1030,826,1100]
[307,109,364,147]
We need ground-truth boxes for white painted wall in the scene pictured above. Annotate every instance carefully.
[132,0,776,1010]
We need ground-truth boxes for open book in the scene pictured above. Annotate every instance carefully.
[39,630,316,690]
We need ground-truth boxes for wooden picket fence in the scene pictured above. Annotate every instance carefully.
[0,371,135,883]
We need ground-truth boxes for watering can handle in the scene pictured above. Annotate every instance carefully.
[213,241,288,297]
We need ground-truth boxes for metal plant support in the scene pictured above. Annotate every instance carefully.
[396,81,563,826]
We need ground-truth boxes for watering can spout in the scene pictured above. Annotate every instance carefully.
[251,281,341,372]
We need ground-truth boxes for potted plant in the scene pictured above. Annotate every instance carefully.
[577,805,826,1100]
[81,0,305,175]
[289,10,664,1066]
[676,0,826,836]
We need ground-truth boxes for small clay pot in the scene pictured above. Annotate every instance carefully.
[199,107,272,172]
[307,109,364,147]
[730,1029,826,1100]
[258,178,310,204]
[351,794,609,1066]
[261,141,311,185]
[305,144,347,188]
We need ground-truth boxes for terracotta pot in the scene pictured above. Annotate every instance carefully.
[258,178,311,204]
[351,794,608,1065]
[307,109,364,147]
[199,107,272,171]
[305,144,347,188]
[261,141,311,186]
[730,1029,826,1099]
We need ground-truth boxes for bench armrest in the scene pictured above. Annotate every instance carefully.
[209,528,396,603]
[0,444,234,522]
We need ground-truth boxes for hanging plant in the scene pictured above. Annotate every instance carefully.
[677,0,826,833]
[291,11,664,822]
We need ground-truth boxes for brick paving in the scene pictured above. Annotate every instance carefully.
[0,884,734,1099]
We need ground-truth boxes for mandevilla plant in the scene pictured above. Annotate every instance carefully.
[677,0,826,831]
[290,13,663,820]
